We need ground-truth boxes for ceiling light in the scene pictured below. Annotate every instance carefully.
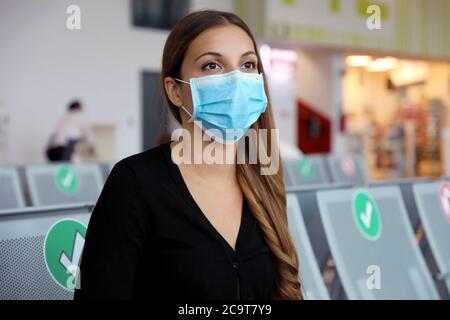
[346,55,373,67]
[367,57,399,72]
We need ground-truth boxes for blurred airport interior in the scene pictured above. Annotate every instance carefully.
[1,0,450,300]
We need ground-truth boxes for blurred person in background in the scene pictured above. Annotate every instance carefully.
[46,100,96,162]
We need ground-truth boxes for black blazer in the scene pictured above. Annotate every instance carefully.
[74,142,275,300]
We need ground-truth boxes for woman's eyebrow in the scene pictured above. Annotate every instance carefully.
[195,51,222,61]
[194,50,257,61]
[241,51,257,57]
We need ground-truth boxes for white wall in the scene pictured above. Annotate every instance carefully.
[0,0,235,165]
[296,49,335,118]
[295,48,344,153]
[191,0,234,12]
[268,76,298,147]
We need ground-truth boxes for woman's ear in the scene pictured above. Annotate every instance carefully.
[164,77,183,108]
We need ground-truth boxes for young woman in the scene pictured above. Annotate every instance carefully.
[75,10,302,300]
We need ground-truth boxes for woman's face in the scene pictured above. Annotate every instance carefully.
[165,24,259,126]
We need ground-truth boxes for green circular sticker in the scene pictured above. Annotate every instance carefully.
[353,192,382,241]
[298,158,315,180]
[44,219,87,291]
[55,165,79,195]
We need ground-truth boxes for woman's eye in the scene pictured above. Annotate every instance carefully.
[202,62,222,71]
[242,61,256,70]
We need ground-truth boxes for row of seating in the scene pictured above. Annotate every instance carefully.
[288,181,450,300]
[0,154,363,211]
[283,154,367,187]
[0,204,93,299]
[2,179,448,300]
[0,163,112,210]
[0,163,110,299]
[1,156,449,299]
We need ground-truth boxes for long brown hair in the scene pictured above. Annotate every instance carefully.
[161,10,302,300]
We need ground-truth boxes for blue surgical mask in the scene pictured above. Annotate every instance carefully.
[175,70,268,144]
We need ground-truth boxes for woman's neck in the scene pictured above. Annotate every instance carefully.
[170,139,238,183]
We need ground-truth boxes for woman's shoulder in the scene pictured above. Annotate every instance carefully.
[110,142,172,182]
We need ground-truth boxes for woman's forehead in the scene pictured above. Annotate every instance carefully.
[185,24,255,60]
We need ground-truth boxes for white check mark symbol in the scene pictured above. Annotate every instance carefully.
[360,201,373,229]
[61,171,74,188]
[59,232,85,276]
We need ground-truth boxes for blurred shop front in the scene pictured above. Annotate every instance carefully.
[237,0,450,180]
[343,55,449,180]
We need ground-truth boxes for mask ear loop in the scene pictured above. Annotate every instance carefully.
[180,105,194,123]
[174,78,194,123]
[175,78,190,85]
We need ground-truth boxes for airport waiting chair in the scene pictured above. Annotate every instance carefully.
[282,160,293,187]
[0,167,25,210]
[369,177,433,232]
[326,154,368,186]
[316,186,439,299]
[98,162,116,182]
[284,156,331,187]
[287,183,352,272]
[371,178,446,298]
[25,163,104,206]
[413,182,450,296]
[286,194,330,300]
[287,183,353,300]
[0,204,94,300]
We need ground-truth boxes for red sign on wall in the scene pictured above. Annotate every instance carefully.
[297,100,331,154]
